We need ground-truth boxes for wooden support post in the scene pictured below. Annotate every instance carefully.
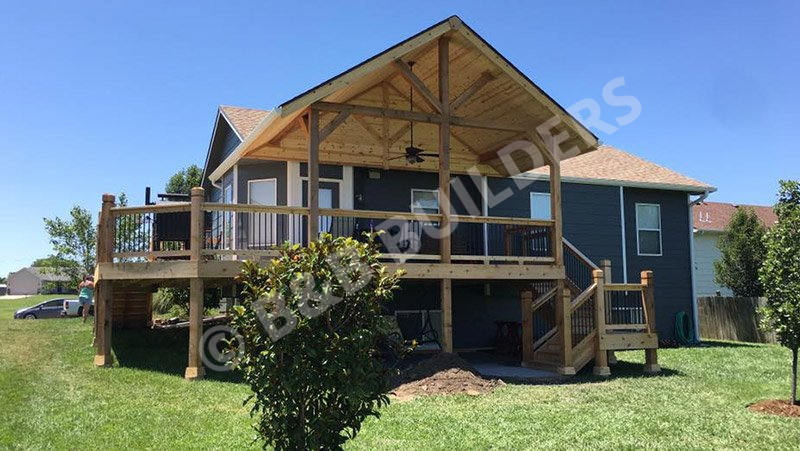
[556,283,575,375]
[438,37,453,353]
[520,290,534,366]
[600,259,617,365]
[441,279,453,353]
[641,270,661,374]
[94,193,115,368]
[549,161,564,266]
[308,108,320,241]
[185,278,205,380]
[185,187,205,380]
[592,269,610,376]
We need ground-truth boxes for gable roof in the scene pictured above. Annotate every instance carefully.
[208,15,599,182]
[219,106,270,140]
[525,145,715,193]
[13,267,71,282]
[693,201,777,232]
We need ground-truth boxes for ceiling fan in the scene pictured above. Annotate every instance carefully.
[388,61,438,165]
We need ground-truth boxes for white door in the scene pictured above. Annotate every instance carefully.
[248,179,277,248]
[319,187,333,235]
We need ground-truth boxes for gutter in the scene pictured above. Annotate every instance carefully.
[687,190,710,343]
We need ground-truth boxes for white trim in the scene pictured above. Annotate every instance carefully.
[232,165,239,249]
[481,176,489,257]
[511,172,716,195]
[287,162,301,207]
[635,203,663,256]
[688,194,701,342]
[529,191,552,220]
[619,186,628,283]
[411,189,440,214]
[341,166,354,210]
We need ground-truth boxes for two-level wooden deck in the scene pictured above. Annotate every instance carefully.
[91,20,659,379]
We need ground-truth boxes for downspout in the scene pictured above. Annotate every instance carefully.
[688,190,710,343]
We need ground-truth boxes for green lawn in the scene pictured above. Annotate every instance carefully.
[1,295,798,450]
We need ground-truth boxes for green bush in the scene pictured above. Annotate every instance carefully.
[231,233,403,450]
[152,287,221,317]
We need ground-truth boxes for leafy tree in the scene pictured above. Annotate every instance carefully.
[231,234,403,450]
[165,164,203,194]
[43,206,97,283]
[759,180,800,406]
[42,193,127,284]
[714,207,767,296]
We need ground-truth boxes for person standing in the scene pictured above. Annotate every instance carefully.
[78,275,94,324]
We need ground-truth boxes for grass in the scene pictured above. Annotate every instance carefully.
[1,295,798,450]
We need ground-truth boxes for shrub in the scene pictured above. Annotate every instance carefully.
[714,207,767,296]
[231,233,403,450]
[152,287,221,317]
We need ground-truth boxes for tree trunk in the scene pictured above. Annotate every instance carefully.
[792,346,798,406]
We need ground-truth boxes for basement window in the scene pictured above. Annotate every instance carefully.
[636,203,662,256]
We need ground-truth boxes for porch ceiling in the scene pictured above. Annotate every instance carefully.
[211,16,598,181]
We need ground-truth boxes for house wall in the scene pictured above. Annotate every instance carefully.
[7,270,40,295]
[623,187,694,341]
[693,231,732,296]
[202,116,242,194]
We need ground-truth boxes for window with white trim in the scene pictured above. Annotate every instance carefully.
[636,203,662,256]
[530,192,551,220]
[411,189,439,214]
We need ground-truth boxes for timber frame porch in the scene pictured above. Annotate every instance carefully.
[92,18,659,379]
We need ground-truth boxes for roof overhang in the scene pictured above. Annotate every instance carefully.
[209,16,599,183]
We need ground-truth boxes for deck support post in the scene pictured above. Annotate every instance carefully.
[185,187,205,380]
[592,269,610,376]
[641,270,661,374]
[556,285,575,375]
[520,290,534,366]
[549,160,563,267]
[600,259,617,365]
[437,36,454,353]
[94,193,115,368]
[308,108,320,241]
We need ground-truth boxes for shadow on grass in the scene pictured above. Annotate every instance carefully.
[111,327,243,383]
[695,340,766,348]
[499,360,683,387]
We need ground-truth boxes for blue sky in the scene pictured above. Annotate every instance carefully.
[1,1,798,276]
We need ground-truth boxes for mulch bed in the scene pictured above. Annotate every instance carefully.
[748,399,800,418]
[389,353,504,401]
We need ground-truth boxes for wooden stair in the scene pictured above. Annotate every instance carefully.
[521,239,661,376]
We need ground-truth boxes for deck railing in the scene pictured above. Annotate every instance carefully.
[108,200,557,264]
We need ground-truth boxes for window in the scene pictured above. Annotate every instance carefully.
[248,179,277,247]
[530,192,552,220]
[411,189,439,214]
[636,203,662,256]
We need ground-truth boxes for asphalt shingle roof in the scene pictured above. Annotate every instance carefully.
[529,145,714,192]
[693,201,777,232]
[219,106,270,139]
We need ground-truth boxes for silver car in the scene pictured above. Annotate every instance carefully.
[13,298,66,319]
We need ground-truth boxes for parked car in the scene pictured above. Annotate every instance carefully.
[62,298,93,317]
[13,298,67,319]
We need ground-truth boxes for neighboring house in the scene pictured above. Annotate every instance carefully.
[7,267,71,295]
[692,202,777,297]
[94,16,714,378]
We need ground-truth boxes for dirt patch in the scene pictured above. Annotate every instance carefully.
[748,399,800,418]
[390,353,504,401]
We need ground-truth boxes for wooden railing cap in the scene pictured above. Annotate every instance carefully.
[102,194,116,203]
[191,187,205,196]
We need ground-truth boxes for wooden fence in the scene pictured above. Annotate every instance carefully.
[698,296,776,344]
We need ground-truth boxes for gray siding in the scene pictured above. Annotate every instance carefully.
[202,115,242,194]
[623,188,694,340]
[236,161,287,205]
[693,231,732,296]
[487,178,625,282]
